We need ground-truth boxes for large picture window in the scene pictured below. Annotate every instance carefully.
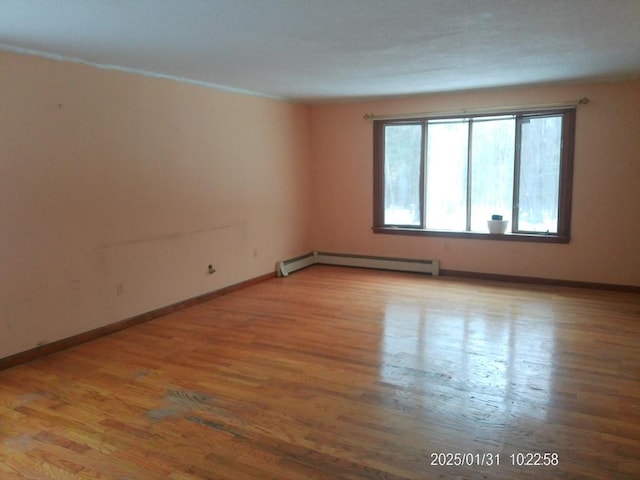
[373,108,575,242]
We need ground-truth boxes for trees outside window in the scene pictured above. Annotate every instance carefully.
[373,108,575,243]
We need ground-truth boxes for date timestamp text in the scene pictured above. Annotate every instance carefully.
[430,452,559,467]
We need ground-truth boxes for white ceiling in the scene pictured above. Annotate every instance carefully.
[1,0,639,102]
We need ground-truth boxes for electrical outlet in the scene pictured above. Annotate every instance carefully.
[207,264,216,274]
[116,283,124,296]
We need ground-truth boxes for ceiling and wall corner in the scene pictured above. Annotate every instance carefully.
[1,0,639,102]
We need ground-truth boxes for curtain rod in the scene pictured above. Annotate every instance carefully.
[363,97,590,121]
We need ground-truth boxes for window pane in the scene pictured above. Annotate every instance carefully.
[518,116,562,233]
[384,124,422,225]
[470,117,515,232]
[426,121,468,230]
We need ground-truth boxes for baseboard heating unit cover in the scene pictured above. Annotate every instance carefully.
[277,252,439,277]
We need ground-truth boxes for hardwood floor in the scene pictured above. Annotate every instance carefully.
[1,265,639,479]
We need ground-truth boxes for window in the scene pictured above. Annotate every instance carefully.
[373,108,575,242]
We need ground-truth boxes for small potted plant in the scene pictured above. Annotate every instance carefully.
[487,214,509,234]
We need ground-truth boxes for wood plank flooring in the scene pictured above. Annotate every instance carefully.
[1,265,639,479]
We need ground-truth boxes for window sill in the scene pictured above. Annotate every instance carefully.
[372,227,570,244]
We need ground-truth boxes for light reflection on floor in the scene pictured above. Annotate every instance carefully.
[380,300,556,427]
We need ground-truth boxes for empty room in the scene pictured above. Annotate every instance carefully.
[1,1,639,479]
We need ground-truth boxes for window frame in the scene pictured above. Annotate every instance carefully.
[373,107,575,243]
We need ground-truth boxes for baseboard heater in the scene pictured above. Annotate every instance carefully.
[277,251,439,277]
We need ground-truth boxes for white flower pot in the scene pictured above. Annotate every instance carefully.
[487,220,509,234]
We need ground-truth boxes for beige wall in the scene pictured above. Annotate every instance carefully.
[0,52,313,358]
[309,80,640,287]
[1,51,638,360]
